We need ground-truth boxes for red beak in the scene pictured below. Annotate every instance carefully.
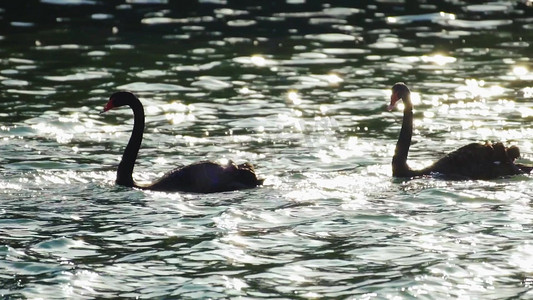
[387,92,400,111]
[101,99,115,114]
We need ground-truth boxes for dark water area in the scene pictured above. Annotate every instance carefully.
[1,0,533,299]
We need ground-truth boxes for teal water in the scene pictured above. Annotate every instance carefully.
[1,1,533,298]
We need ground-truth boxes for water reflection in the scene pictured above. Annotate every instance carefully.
[1,0,533,299]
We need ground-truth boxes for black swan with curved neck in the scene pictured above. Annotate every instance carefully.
[102,91,263,193]
[388,82,531,179]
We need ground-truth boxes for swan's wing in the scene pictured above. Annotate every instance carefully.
[430,143,521,179]
[150,161,261,192]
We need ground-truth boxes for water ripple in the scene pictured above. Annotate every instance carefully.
[1,0,533,299]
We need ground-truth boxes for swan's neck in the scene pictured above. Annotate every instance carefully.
[116,99,144,187]
[392,94,421,177]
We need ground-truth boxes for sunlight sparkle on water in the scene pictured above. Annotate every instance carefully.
[251,55,267,67]
[233,55,278,67]
[165,112,195,125]
[421,54,457,66]
[4,2,533,299]
[161,101,195,124]
[386,16,398,23]
[312,73,343,85]
[33,122,73,144]
[222,275,248,291]
[238,86,252,94]
[455,79,504,99]
[153,157,167,165]
[69,270,99,296]
[508,65,533,80]
[387,11,455,24]
[510,244,533,272]
[326,73,343,84]
[523,87,533,98]
[513,66,528,77]
[162,101,193,112]
[287,90,302,105]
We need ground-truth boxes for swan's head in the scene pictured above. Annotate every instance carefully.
[387,82,410,111]
[102,91,138,113]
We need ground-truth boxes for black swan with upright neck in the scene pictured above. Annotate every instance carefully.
[388,82,531,179]
[102,91,263,193]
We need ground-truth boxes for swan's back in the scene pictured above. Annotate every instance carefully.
[148,161,262,193]
[429,143,521,179]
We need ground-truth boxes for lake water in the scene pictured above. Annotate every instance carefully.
[1,0,533,298]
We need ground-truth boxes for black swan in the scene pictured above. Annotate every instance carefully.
[388,82,531,179]
[101,91,263,193]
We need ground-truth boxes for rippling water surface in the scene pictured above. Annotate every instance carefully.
[1,1,533,298]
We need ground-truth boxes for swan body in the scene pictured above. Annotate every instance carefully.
[102,91,263,193]
[388,82,528,179]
